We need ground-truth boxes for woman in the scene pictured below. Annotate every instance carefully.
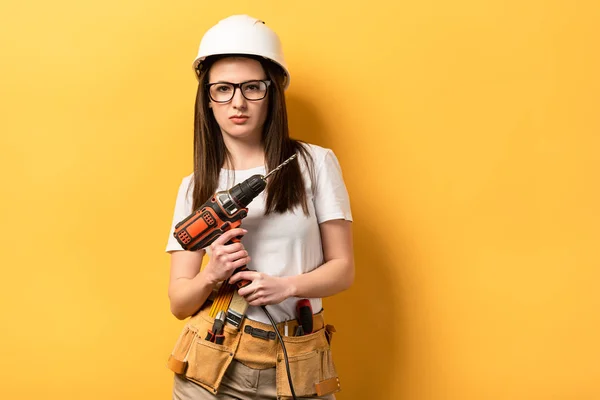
[165,15,354,400]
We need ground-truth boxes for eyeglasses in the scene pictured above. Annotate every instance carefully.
[207,80,272,103]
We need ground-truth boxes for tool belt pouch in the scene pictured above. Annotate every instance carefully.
[166,324,197,375]
[276,324,340,398]
[166,312,242,395]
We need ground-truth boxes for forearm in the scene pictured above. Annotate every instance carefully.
[169,269,216,320]
[285,258,354,299]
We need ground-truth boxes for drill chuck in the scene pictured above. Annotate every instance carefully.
[229,174,266,208]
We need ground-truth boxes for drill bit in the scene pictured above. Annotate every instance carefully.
[263,154,297,180]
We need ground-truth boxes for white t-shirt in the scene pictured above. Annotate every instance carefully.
[165,143,353,324]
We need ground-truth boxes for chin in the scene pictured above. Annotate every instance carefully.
[225,125,260,139]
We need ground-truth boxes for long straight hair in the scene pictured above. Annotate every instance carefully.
[191,55,313,215]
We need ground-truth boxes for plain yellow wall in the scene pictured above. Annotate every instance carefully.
[1,1,599,399]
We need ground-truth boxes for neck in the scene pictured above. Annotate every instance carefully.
[221,133,265,170]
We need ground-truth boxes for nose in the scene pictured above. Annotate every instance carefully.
[231,87,247,109]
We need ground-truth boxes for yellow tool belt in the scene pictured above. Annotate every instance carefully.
[166,305,341,398]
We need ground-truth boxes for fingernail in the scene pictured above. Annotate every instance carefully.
[243,229,248,233]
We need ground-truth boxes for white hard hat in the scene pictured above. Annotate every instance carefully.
[193,15,291,89]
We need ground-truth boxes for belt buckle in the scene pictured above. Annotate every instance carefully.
[244,325,276,341]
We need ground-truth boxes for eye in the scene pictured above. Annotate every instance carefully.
[243,81,264,92]
[214,84,232,92]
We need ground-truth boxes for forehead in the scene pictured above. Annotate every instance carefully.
[208,57,266,82]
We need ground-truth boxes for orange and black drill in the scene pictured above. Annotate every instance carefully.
[173,153,296,257]
[172,154,297,326]
[172,170,264,290]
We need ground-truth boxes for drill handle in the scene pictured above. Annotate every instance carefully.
[227,236,252,290]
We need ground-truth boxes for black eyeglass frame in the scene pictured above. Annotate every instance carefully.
[206,80,272,103]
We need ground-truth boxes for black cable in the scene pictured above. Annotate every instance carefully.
[260,305,297,400]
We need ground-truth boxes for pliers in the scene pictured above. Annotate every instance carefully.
[205,310,226,345]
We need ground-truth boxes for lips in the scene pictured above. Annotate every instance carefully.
[229,115,249,124]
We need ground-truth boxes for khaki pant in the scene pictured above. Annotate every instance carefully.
[173,360,336,400]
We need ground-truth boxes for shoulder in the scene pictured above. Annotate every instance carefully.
[297,142,335,169]
[181,172,194,188]
[175,172,195,196]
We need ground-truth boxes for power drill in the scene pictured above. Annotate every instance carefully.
[173,154,297,288]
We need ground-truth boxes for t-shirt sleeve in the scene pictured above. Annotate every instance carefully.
[165,176,194,252]
[313,149,353,224]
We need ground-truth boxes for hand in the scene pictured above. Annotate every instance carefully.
[203,228,251,285]
[229,271,295,306]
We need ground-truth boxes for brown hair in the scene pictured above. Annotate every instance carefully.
[191,55,313,215]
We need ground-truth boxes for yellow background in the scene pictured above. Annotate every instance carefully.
[1,0,599,399]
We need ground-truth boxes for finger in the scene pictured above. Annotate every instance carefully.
[239,286,257,299]
[248,296,266,306]
[222,243,247,255]
[213,245,244,262]
[212,228,247,247]
[225,249,248,263]
[243,288,262,304]
[230,270,257,286]
[233,275,259,297]
[227,257,251,273]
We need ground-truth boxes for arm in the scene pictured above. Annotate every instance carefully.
[286,219,354,298]
[231,219,354,305]
[168,249,212,320]
[168,228,251,319]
